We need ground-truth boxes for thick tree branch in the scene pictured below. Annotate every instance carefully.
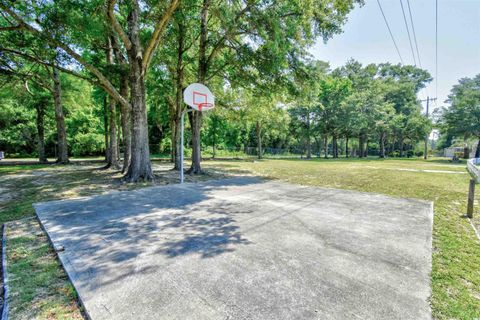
[205,5,250,68]
[0,58,53,92]
[0,2,130,108]
[107,0,132,51]
[0,47,92,82]
[142,0,180,73]
[0,25,21,31]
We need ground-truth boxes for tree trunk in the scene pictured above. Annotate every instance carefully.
[358,135,363,158]
[364,138,369,157]
[324,135,328,159]
[379,132,386,158]
[123,6,154,182]
[111,33,131,173]
[107,97,120,168]
[52,67,69,164]
[103,96,109,162]
[35,101,47,163]
[475,139,480,158]
[212,138,216,159]
[173,113,182,169]
[105,37,120,169]
[189,0,210,174]
[306,113,311,159]
[256,121,262,159]
[332,134,338,158]
[173,21,185,170]
[345,137,349,158]
[119,74,131,173]
[188,111,203,173]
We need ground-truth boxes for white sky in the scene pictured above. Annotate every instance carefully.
[310,0,480,113]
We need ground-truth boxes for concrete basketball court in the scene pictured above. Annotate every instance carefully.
[34,177,433,320]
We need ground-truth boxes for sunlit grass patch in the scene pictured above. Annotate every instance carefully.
[5,218,84,319]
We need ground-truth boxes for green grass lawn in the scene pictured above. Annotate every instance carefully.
[0,158,479,319]
[5,218,84,319]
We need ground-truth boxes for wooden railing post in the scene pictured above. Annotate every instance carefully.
[467,179,475,219]
[467,158,479,219]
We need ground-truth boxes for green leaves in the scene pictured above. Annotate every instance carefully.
[440,74,480,139]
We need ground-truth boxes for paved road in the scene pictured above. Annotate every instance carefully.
[35,177,433,320]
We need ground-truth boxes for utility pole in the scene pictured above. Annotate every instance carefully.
[420,96,437,159]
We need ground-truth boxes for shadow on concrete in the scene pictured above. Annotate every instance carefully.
[35,177,261,290]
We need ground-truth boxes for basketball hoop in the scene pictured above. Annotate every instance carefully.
[184,83,215,111]
[197,102,214,111]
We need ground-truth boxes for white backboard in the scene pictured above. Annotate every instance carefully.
[183,83,215,111]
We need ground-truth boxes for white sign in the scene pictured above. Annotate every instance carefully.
[183,83,215,111]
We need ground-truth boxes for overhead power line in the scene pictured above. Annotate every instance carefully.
[406,0,422,68]
[399,0,417,66]
[405,0,429,100]
[376,0,404,64]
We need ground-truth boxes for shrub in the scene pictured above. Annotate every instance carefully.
[415,150,424,157]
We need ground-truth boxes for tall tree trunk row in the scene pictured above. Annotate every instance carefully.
[35,101,47,163]
[123,5,154,182]
[189,0,210,174]
[257,121,263,159]
[345,137,349,158]
[52,66,69,164]
[173,21,185,170]
[105,37,120,169]
[379,131,386,158]
[119,74,131,173]
[103,96,110,162]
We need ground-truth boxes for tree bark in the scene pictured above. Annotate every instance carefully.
[111,34,131,173]
[173,20,185,170]
[188,111,203,173]
[212,136,216,159]
[119,73,131,173]
[306,112,311,159]
[52,67,69,164]
[379,132,386,158]
[256,121,263,159]
[35,101,47,163]
[189,0,210,174]
[103,96,110,162]
[364,138,369,157]
[172,111,182,169]
[345,137,349,158]
[358,135,363,158]
[332,134,338,158]
[107,97,120,168]
[123,5,154,182]
[105,37,120,169]
[324,135,328,159]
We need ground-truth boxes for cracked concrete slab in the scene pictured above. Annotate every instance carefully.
[34,177,433,320]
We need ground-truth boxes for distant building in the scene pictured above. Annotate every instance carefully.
[443,145,477,158]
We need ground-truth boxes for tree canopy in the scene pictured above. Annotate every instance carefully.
[2,0,466,180]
